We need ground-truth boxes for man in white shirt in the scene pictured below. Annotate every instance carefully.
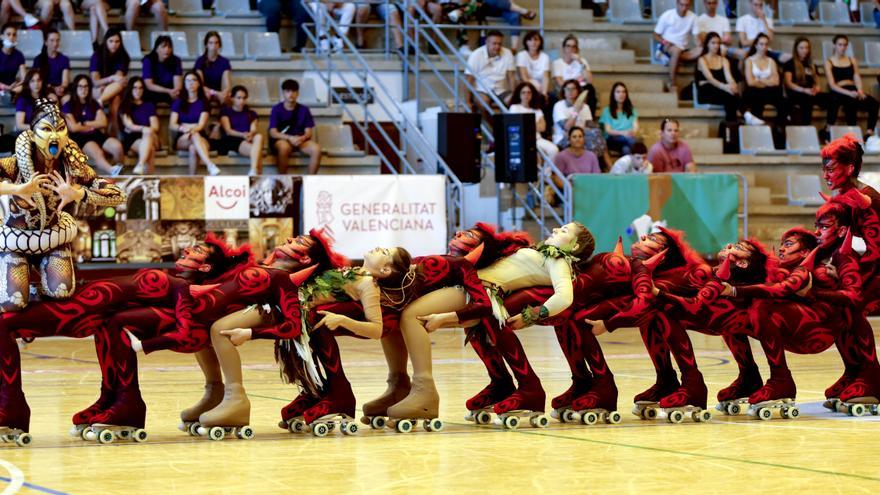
[466,30,516,129]
[734,0,773,57]
[654,0,700,93]
[692,0,732,49]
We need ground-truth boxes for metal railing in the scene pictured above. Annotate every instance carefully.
[398,0,569,238]
[300,0,465,234]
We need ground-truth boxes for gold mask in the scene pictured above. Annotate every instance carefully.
[31,99,68,161]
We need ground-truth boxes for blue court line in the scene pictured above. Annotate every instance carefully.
[0,476,69,495]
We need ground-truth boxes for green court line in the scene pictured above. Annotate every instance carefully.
[508,428,880,483]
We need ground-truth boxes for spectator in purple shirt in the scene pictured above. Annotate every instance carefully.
[32,29,69,102]
[120,76,159,175]
[62,74,124,176]
[14,68,46,133]
[194,31,231,105]
[90,28,130,134]
[171,71,219,176]
[552,126,600,178]
[0,23,25,96]
[142,35,182,105]
[269,78,321,174]
[219,85,263,176]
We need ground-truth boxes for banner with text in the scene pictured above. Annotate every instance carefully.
[571,174,739,255]
[302,175,447,258]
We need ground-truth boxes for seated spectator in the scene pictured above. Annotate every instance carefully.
[124,0,168,32]
[508,81,558,160]
[195,32,232,105]
[516,31,550,101]
[171,71,220,176]
[219,85,264,176]
[354,2,405,52]
[270,79,321,174]
[552,79,592,148]
[825,34,879,138]
[654,0,699,93]
[14,68,44,133]
[0,23,25,97]
[598,82,639,154]
[648,118,697,172]
[475,0,535,50]
[743,33,782,125]
[873,0,879,28]
[119,77,159,175]
[551,126,600,188]
[80,0,109,44]
[734,0,786,62]
[552,35,596,117]
[142,35,183,105]
[692,0,731,50]
[32,29,69,102]
[466,30,515,130]
[695,31,739,121]
[0,0,39,28]
[311,1,356,53]
[62,74,124,176]
[610,142,653,174]
[783,37,819,126]
[90,28,130,133]
[36,0,74,32]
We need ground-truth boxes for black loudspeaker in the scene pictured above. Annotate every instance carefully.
[438,112,481,183]
[493,113,537,183]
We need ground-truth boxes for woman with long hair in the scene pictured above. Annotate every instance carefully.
[824,34,879,138]
[218,85,263,175]
[783,37,820,126]
[62,74,124,176]
[119,77,160,175]
[31,29,69,102]
[89,28,130,134]
[194,31,232,105]
[694,31,739,122]
[598,82,640,154]
[170,71,220,176]
[14,69,47,133]
[508,81,558,160]
[742,33,783,125]
[142,35,183,104]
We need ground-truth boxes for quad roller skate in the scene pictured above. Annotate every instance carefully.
[279,391,320,433]
[571,379,621,426]
[179,381,225,436]
[70,386,115,438]
[297,394,359,437]
[715,371,764,416]
[0,427,31,447]
[386,417,444,433]
[387,377,444,433]
[835,377,880,417]
[464,379,515,426]
[493,388,549,430]
[654,374,711,424]
[82,390,149,444]
[715,398,750,416]
[747,399,800,420]
[823,370,857,411]
[195,424,255,441]
[360,373,411,430]
[0,398,31,447]
[549,379,592,424]
[196,384,254,441]
[631,375,681,420]
[83,424,148,444]
[302,414,359,437]
[836,397,880,417]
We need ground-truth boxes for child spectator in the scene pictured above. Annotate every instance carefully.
[119,77,159,175]
[32,29,69,102]
[219,85,264,176]
[610,142,653,174]
[269,78,321,174]
[14,68,46,133]
[0,23,25,97]
[62,74,124,176]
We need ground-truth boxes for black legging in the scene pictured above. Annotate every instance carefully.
[697,84,739,121]
[743,86,784,122]
[827,85,879,132]
[786,91,817,126]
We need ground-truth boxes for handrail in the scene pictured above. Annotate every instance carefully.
[299,0,465,235]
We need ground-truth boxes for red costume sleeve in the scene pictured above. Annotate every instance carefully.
[250,272,304,340]
[735,266,810,299]
[813,251,863,306]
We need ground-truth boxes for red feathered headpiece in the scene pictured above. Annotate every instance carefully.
[469,222,533,264]
[309,228,350,269]
[821,134,864,177]
[657,226,704,267]
[782,227,818,247]
[204,232,254,265]
[741,238,783,283]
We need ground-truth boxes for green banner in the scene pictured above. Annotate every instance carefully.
[571,174,739,254]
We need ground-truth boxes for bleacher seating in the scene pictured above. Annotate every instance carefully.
[122,30,143,57]
[609,0,651,23]
[778,1,816,25]
[787,174,825,206]
[860,3,876,26]
[740,125,786,155]
[18,30,43,59]
[316,124,365,157]
[785,126,821,155]
[866,41,880,68]
[232,76,271,105]
[829,125,863,142]
[60,30,94,59]
[651,0,675,20]
[818,2,852,25]
[215,0,262,17]
[244,32,287,61]
[169,0,210,17]
[821,40,856,62]
[197,31,243,60]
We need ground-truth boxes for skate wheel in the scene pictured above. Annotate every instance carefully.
[208,426,225,441]
[849,404,866,417]
[117,430,130,440]
[757,407,772,421]
[694,410,711,422]
[82,427,93,441]
[643,407,657,420]
[188,422,200,436]
[15,433,31,447]
[605,411,622,425]
[427,418,443,432]
[343,422,358,435]
[131,429,148,443]
[475,410,492,425]
[668,410,684,424]
[312,423,329,437]
[370,416,386,430]
[788,407,800,419]
[290,419,306,433]
[726,403,741,415]
[581,411,598,426]
[395,419,413,433]
[780,407,790,419]
[531,415,549,429]
[562,409,578,423]
[238,426,255,440]
[97,429,114,444]
[502,415,519,430]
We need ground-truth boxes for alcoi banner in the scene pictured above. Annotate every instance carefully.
[571,173,739,255]
[302,175,447,258]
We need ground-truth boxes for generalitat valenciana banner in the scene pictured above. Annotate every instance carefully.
[302,175,447,258]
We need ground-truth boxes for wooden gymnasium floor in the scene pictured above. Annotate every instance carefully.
[3,323,880,495]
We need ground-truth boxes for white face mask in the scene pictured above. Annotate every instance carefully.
[2,39,16,49]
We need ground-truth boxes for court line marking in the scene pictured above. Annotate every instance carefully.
[0,460,23,495]
[0,477,68,495]
[505,428,880,483]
